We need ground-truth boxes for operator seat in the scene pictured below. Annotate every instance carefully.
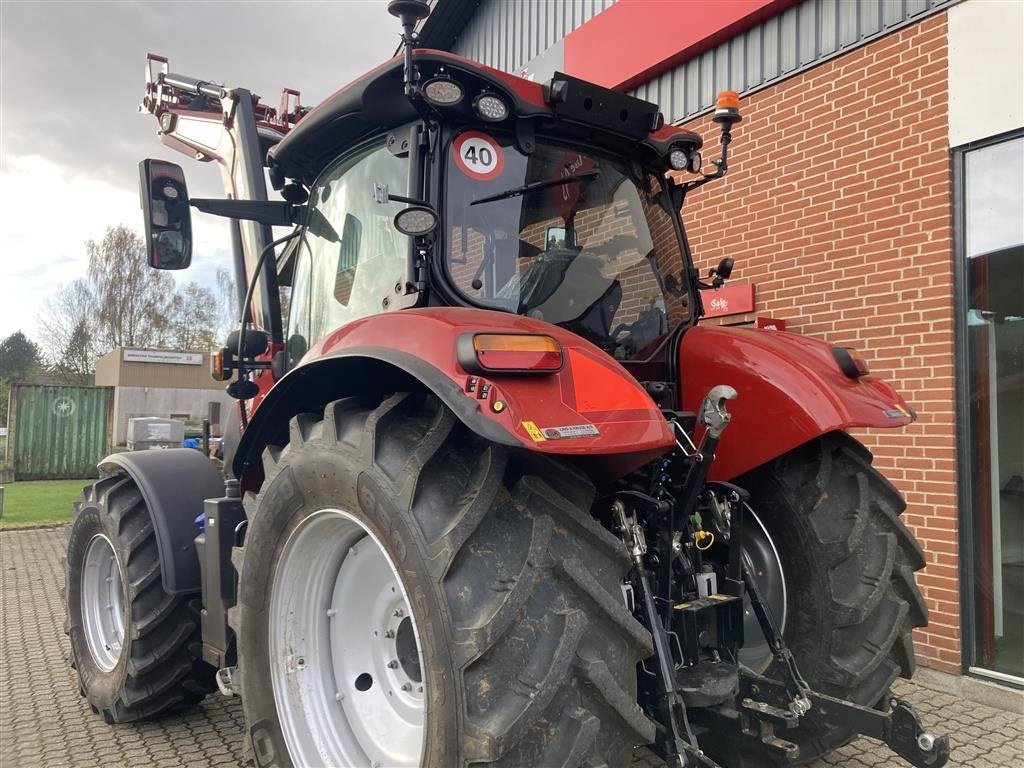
[527,253,622,350]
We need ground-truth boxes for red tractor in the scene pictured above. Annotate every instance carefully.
[65,3,950,766]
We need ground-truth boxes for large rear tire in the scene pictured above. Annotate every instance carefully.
[231,392,657,767]
[701,432,929,766]
[65,473,216,722]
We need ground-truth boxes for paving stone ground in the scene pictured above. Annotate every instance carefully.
[2,526,1021,768]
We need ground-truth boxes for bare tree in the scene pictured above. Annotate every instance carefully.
[165,282,219,351]
[214,267,239,343]
[87,226,175,349]
[37,224,224,372]
[37,279,102,373]
[51,318,97,381]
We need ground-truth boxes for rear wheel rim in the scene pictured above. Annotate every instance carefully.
[81,534,125,671]
[269,509,425,767]
[738,503,787,672]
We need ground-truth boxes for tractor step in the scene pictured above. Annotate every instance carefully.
[215,666,239,698]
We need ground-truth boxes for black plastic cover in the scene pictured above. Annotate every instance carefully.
[546,71,663,140]
[101,448,224,594]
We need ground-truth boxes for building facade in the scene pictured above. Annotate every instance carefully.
[418,0,1024,685]
[94,347,234,445]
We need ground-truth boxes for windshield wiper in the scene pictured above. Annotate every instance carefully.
[471,169,600,206]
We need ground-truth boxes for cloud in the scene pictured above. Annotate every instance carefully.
[0,153,249,338]
[1,1,398,195]
[0,154,142,337]
[0,0,400,341]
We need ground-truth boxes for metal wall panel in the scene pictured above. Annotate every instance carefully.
[450,0,616,75]
[9,385,113,480]
[630,0,956,124]
[445,0,953,123]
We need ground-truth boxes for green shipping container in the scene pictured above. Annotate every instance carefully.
[9,385,113,480]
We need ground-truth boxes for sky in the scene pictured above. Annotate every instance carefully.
[0,0,399,345]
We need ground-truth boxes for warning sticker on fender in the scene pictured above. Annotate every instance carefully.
[521,421,546,442]
[453,130,505,181]
[541,423,600,440]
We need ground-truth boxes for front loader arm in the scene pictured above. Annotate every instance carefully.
[140,54,303,342]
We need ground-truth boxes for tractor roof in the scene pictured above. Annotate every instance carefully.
[269,49,701,185]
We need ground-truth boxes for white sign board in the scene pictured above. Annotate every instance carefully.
[123,349,203,365]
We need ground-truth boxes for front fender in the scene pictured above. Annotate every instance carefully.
[237,308,674,481]
[680,326,915,480]
[100,448,224,594]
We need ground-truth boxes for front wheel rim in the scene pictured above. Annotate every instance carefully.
[269,509,425,767]
[81,534,126,671]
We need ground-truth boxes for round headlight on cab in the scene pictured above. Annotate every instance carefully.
[394,206,438,237]
[474,93,509,122]
[423,77,464,106]
[668,147,689,171]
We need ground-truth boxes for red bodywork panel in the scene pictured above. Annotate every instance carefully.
[243,342,283,422]
[563,0,800,92]
[680,326,914,480]
[257,307,674,475]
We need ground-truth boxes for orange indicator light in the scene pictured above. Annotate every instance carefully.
[472,334,563,372]
[210,348,228,381]
[832,346,870,378]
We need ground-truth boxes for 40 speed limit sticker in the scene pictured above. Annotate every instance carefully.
[453,130,505,181]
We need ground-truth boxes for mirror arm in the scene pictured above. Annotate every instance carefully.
[190,198,304,227]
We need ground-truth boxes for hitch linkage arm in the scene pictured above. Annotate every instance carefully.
[612,499,722,768]
[740,527,950,768]
[737,671,950,768]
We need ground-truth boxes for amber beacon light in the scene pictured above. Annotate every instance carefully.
[713,90,742,125]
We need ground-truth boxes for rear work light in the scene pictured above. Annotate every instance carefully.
[833,347,870,378]
[458,333,564,374]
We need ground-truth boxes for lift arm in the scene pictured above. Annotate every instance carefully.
[139,54,305,342]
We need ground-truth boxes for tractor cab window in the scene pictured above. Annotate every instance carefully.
[287,142,408,363]
[444,133,689,360]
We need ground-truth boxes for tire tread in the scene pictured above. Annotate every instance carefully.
[66,473,215,724]
[233,392,654,768]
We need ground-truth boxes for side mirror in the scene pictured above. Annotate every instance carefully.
[701,257,735,290]
[139,159,193,269]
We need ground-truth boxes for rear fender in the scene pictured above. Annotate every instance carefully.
[235,308,674,484]
[680,325,915,480]
[100,448,224,594]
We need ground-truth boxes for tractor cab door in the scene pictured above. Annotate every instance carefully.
[285,137,412,368]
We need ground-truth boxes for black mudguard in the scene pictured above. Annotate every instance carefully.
[100,448,224,594]
[230,349,520,481]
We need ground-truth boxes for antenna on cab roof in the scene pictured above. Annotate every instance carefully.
[388,0,431,99]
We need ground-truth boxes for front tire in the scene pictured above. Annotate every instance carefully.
[702,433,929,766]
[232,392,657,767]
[65,473,216,722]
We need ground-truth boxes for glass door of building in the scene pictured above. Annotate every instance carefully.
[961,132,1024,681]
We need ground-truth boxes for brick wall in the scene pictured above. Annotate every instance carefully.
[680,14,958,672]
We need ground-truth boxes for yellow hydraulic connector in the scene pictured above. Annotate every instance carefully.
[695,529,715,551]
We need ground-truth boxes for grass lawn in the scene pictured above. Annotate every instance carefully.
[0,479,91,528]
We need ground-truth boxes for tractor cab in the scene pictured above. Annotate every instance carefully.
[265,48,711,369]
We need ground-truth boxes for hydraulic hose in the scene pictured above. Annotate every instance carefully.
[236,228,302,429]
